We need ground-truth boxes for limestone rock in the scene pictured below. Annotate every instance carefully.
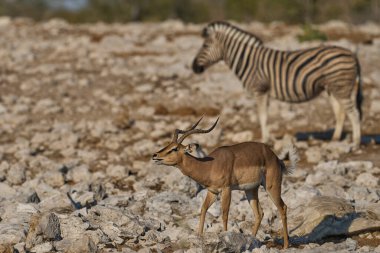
[54,236,97,253]
[27,192,41,204]
[66,165,92,183]
[356,172,379,188]
[30,242,53,253]
[106,164,127,178]
[189,232,261,252]
[0,223,26,245]
[0,182,17,199]
[7,163,26,185]
[290,196,380,243]
[26,212,62,249]
[42,170,65,188]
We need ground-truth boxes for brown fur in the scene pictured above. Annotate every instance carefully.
[153,140,293,248]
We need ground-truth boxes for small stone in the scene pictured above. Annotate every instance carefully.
[14,242,26,253]
[30,242,53,253]
[27,192,41,204]
[106,165,127,178]
[305,146,322,163]
[370,100,380,114]
[43,213,62,241]
[17,203,38,214]
[89,183,107,201]
[226,130,253,143]
[66,165,91,183]
[0,161,10,181]
[0,182,17,199]
[42,170,65,188]
[7,163,26,185]
[0,223,26,245]
[356,172,379,188]
[54,236,97,253]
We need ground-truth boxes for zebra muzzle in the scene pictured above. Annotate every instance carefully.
[192,60,205,74]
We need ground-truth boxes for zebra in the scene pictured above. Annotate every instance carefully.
[192,21,362,147]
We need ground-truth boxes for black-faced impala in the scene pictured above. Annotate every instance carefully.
[152,117,299,248]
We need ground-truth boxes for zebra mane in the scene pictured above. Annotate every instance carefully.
[204,21,263,45]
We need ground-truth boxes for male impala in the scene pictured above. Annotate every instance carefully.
[152,117,299,248]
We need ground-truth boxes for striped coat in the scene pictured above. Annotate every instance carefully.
[192,21,362,146]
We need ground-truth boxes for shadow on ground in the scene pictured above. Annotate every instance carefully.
[296,129,380,144]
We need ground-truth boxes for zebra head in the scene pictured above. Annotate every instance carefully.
[192,22,226,74]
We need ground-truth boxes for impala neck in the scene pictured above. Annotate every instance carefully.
[177,153,213,186]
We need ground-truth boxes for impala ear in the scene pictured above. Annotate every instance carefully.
[185,143,198,154]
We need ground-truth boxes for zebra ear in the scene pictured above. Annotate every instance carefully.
[202,27,209,38]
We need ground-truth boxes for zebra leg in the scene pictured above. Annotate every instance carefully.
[341,98,361,147]
[347,108,361,147]
[255,93,269,143]
[329,95,345,141]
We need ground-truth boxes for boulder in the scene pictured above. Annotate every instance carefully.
[290,196,380,244]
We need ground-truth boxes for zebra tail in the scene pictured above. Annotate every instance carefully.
[356,57,363,121]
[278,144,299,174]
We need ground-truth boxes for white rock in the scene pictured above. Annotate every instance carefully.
[226,130,253,143]
[67,165,92,183]
[370,100,380,114]
[54,236,97,253]
[0,161,10,181]
[59,215,89,239]
[13,242,26,253]
[17,203,38,214]
[370,71,380,86]
[106,165,127,178]
[0,223,26,244]
[0,103,7,114]
[7,163,26,185]
[0,182,17,199]
[356,172,379,188]
[38,193,72,212]
[42,170,65,188]
[30,242,53,253]
[132,139,156,157]
[33,99,61,114]
[305,170,327,186]
[305,146,322,163]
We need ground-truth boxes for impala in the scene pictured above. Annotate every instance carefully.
[152,117,299,248]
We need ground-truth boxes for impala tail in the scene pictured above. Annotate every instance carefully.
[278,145,299,174]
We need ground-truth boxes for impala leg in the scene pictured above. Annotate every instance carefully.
[198,190,217,235]
[255,93,269,143]
[329,95,345,141]
[221,187,232,231]
[267,183,289,249]
[245,188,263,236]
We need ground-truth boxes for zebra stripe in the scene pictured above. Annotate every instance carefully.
[194,21,359,104]
[192,21,363,146]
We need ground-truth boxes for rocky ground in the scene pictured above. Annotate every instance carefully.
[0,17,380,252]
